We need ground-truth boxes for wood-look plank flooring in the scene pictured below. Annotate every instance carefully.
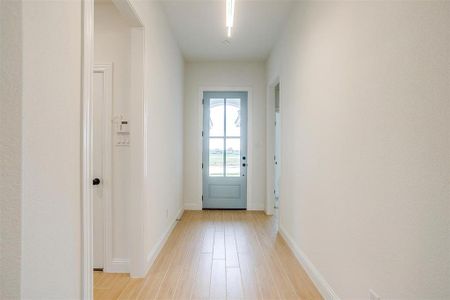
[94,210,322,300]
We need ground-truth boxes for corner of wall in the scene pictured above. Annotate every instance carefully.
[184,202,202,210]
[278,225,340,300]
[140,207,185,278]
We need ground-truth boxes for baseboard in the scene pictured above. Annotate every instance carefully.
[247,206,265,211]
[143,207,185,276]
[184,202,265,211]
[278,225,340,300]
[106,258,129,273]
[247,201,265,211]
[184,202,202,210]
[264,208,274,216]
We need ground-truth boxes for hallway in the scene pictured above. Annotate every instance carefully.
[2,1,450,299]
[94,211,322,299]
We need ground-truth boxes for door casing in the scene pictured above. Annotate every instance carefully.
[197,87,253,211]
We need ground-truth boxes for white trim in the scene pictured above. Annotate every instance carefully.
[139,208,185,278]
[109,258,130,273]
[184,202,202,210]
[93,64,115,273]
[197,86,254,210]
[81,0,94,299]
[247,204,265,211]
[128,26,146,278]
[278,226,340,300]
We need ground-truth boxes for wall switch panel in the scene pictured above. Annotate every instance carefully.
[115,133,130,146]
[114,115,130,146]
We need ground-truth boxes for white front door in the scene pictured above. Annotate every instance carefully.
[93,71,106,269]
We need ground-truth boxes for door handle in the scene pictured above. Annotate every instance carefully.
[93,178,101,185]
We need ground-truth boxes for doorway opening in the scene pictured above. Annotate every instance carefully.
[202,91,248,209]
[265,79,280,217]
[82,0,145,298]
[274,84,280,210]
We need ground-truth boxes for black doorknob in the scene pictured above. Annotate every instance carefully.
[93,178,101,185]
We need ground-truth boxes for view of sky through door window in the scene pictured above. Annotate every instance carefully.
[209,98,224,137]
[208,97,241,177]
[225,99,240,176]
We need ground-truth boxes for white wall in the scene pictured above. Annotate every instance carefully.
[0,1,22,298]
[21,1,82,298]
[267,1,450,299]
[95,2,132,266]
[129,0,185,276]
[184,62,266,211]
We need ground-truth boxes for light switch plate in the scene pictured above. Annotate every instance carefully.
[115,134,130,146]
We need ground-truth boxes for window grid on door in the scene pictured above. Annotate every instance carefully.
[208,98,241,177]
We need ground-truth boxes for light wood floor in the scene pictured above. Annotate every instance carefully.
[94,210,322,300]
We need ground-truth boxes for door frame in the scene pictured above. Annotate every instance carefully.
[202,91,248,209]
[265,77,281,216]
[93,63,113,272]
[197,87,253,210]
[81,1,94,298]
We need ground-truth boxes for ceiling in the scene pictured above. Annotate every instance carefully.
[160,0,293,62]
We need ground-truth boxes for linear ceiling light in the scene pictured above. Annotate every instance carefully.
[226,0,235,38]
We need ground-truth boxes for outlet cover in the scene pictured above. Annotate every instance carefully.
[369,289,381,300]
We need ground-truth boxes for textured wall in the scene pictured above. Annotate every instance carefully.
[21,2,82,298]
[0,1,22,298]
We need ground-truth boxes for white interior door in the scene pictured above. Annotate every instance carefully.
[93,71,105,269]
[92,64,113,271]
